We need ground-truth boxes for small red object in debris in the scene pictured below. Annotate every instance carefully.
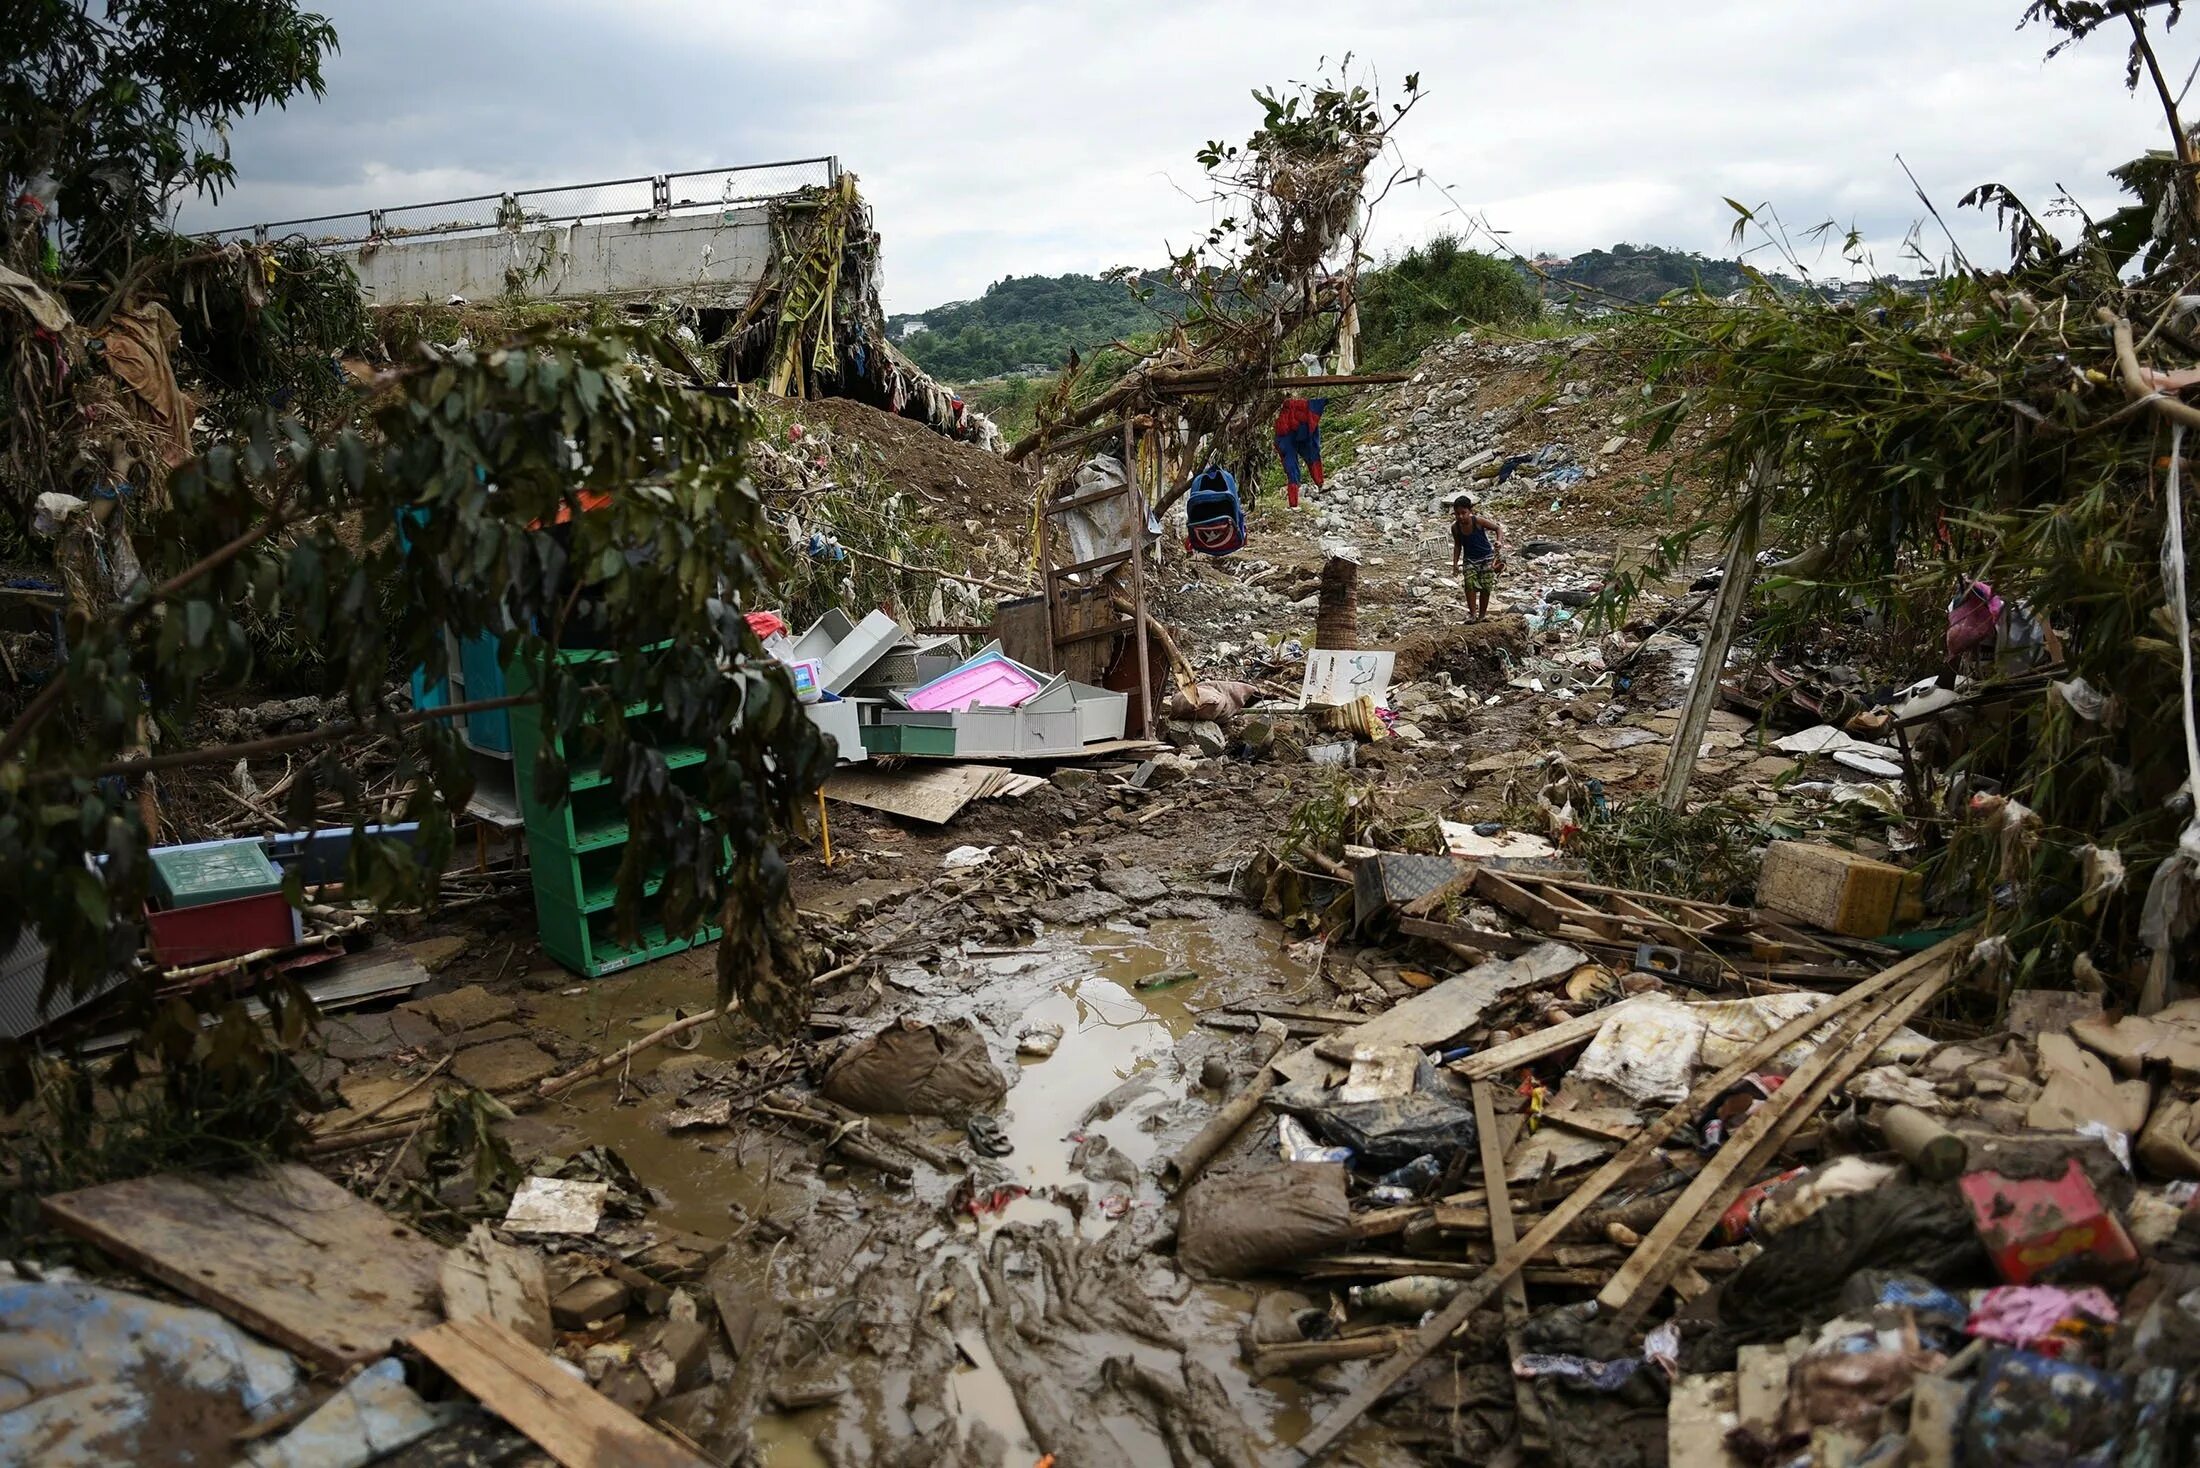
[787,424,804,441]
[1719,1167,1807,1243]
[950,1179,1029,1218]
[1958,1160,2138,1284]
[145,891,298,967]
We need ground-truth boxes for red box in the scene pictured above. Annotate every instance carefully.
[144,891,299,967]
[1958,1159,2138,1284]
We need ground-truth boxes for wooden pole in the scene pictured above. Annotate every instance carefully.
[1124,419,1156,740]
[1657,468,1765,810]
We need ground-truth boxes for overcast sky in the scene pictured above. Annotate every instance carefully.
[180,0,2183,312]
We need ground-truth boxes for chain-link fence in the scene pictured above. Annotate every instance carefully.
[206,158,837,247]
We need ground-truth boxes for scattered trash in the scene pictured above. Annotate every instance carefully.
[820,1016,1008,1116]
[1178,1163,1353,1279]
[964,1113,1013,1157]
[504,1177,610,1235]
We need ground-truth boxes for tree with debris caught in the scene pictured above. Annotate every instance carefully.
[1601,0,2200,1013]
[0,3,829,1165]
[1008,61,1422,472]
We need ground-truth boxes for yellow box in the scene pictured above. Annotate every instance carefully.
[1758,841,1911,937]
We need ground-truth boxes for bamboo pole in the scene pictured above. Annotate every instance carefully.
[1657,467,1764,810]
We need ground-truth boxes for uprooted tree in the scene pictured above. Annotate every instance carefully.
[0,3,829,1162]
[1007,63,1422,482]
[1602,0,2200,1012]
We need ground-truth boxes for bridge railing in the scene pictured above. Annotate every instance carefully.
[204,158,838,248]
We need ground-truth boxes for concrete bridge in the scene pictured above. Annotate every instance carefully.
[212,160,832,308]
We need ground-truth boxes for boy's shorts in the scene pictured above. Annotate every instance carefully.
[1461,559,1497,592]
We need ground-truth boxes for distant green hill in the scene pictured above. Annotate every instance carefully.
[1525,244,1795,303]
[890,272,1185,381]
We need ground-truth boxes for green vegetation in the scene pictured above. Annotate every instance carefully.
[1355,233,1543,369]
[1591,3,2200,1004]
[1529,244,1766,303]
[891,271,1184,381]
[1,1,831,1187]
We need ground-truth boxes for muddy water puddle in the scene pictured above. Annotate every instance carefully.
[520,912,1324,1463]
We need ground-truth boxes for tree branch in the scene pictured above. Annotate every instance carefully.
[0,500,295,765]
[91,692,541,777]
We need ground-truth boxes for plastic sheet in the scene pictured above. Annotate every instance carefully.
[0,1268,301,1466]
[1270,1057,1478,1171]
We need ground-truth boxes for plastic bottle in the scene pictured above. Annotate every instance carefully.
[1349,1276,1463,1317]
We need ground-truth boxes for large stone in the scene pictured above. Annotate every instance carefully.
[334,1071,440,1124]
[596,1363,656,1416]
[321,1011,400,1061]
[646,1318,714,1395]
[1033,889,1130,926]
[450,1036,558,1092]
[406,983,518,1034]
[437,1019,532,1053]
[406,936,472,974]
[1096,867,1169,903]
[552,1273,631,1328]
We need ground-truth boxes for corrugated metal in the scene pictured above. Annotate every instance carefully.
[0,930,130,1042]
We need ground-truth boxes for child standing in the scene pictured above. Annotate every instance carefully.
[1449,494,1503,622]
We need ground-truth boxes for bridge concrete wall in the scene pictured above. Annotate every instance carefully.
[342,206,774,306]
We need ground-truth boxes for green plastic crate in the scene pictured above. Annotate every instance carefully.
[150,840,283,910]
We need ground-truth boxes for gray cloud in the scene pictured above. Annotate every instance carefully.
[182,0,2179,309]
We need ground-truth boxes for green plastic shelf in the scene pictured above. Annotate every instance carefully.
[567,743,707,793]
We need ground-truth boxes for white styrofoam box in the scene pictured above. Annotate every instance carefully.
[1068,682,1128,743]
[804,698,866,764]
[1016,708,1083,754]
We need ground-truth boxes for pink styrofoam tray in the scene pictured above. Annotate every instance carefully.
[903,653,1043,712]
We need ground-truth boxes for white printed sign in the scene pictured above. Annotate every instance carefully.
[1300,648,1396,709]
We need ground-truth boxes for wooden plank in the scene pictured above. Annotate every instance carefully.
[1659,487,1761,808]
[412,1316,710,1468]
[822,763,997,824]
[1395,915,1534,957]
[1474,1082,1530,1319]
[441,1224,553,1348]
[1279,942,1584,1084]
[1288,936,1964,1463]
[1450,995,1656,1081]
[1473,869,1564,932]
[1536,886,1628,941]
[1046,548,1134,578]
[40,1163,442,1371]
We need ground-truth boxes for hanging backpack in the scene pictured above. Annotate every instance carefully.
[1183,467,1246,557]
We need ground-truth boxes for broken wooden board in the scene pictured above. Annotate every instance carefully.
[823,762,1006,824]
[1451,995,1658,1081]
[1275,941,1587,1085]
[41,1162,442,1370]
[411,1315,710,1468]
[441,1223,553,1348]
